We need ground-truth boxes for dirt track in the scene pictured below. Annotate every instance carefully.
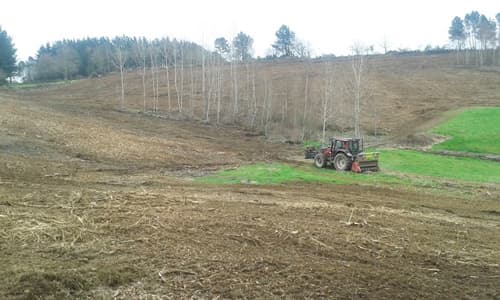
[0,89,499,299]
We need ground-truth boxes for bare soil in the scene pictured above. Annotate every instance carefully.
[1,62,500,299]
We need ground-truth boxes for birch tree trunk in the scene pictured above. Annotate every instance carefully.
[301,62,310,140]
[207,53,218,122]
[264,75,273,136]
[351,46,365,138]
[216,57,222,124]
[201,51,206,118]
[142,50,147,112]
[163,45,172,113]
[250,62,257,128]
[173,44,180,112]
[111,45,127,111]
[246,62,250,118]
[190,53,195,116]
[119,57,125,111]
[232,58,238,116]
[205,54,213,122]
[321,63,335,143]
[321,65,329,143]
[133,39,147,112]
[149,49,157,112]
[282,81,288,124]
[179,43,184,113]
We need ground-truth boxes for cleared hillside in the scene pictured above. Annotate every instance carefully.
[13,53,500,143]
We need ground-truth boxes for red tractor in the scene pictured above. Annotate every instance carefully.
[313,138,379,172]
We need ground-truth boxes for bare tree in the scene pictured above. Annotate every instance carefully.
[264,73,273,136]
[301,60,310,140]
[189,52,195,116]
[205,53,215,121]
[245,61,251,118]
[321,63,335,143]
[162,40,172,112]
[216,54,223,124]
[201,49,206,117]
[133,38,148,112]
[173,42,180,112]
[179,42,184,113]
[351,43,367,138]
[231,47,239,116]
[214,37,229,123]
[111,39,128,111]
[149,46,160,112]
[282,81,288,124]
[250,61,257,128]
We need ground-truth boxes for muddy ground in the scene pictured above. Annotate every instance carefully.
[0,89,499,299]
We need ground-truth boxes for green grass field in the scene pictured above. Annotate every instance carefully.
[380,150,500,183]
[199,163,342,185]
[199,149,500,186]
[197,162,411,186]
[432,107,500,155]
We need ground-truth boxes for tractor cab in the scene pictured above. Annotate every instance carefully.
[331,138,361,155]
[313,137,379,172]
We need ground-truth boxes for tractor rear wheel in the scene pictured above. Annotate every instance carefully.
[333,153,350,171]
[314,153,326,168]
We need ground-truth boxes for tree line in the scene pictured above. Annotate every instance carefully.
[14,24,308,83]
[19,37,209,83]
[448,11,500,65]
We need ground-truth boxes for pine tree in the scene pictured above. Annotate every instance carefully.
[449,17,466,64]
[0,26,17,84]
[272,25,296,57]
[232,32,253,62]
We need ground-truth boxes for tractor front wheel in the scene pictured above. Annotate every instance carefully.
[314,153,326,168]
[333,153,350,171]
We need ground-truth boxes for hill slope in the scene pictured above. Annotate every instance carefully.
[13,52,500,141]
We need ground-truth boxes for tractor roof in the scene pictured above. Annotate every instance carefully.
[330,137,361,142]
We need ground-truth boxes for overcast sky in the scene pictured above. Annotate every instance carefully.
[1,0,499,60]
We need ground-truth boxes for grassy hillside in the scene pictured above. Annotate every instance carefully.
[199,163,341,185]
[198,163,406,186]
[380,150,500,183]
[432,107,500,155]
[200,148,500,185]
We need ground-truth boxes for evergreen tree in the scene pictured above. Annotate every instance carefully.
[477,15,497,49]
[214,37,230,60]
[0,26,17,84]
[272,25,296,57]
[232,32,253,61]
[464,11,480,49]
[449,16,466,64]
[496,13,500,50]
[449,17,466,45]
